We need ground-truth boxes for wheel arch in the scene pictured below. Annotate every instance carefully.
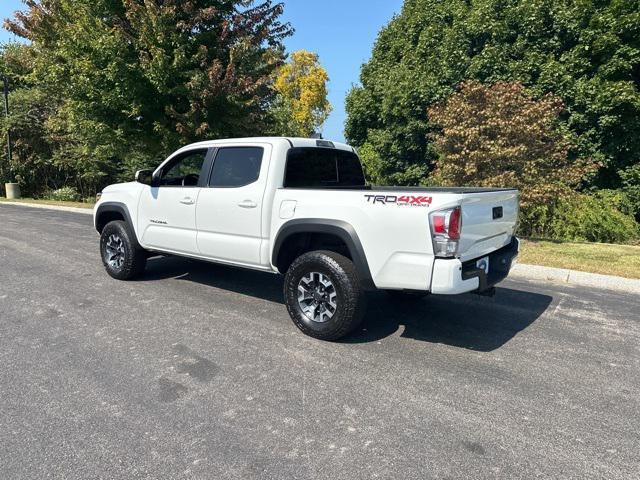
[95,202,142,249]
[272,219,374,289]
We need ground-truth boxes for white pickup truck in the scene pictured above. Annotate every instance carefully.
[94,137,519,340]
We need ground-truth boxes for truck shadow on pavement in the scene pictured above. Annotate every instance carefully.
[142,256,553,352]
[349,289,552,351]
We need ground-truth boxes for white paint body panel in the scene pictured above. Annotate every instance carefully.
[430,258,480,294]
[458,191,519,262]
[269,188,437,290]
[195,143,272,266]
[138,186,201,254]
[94,137,519,294]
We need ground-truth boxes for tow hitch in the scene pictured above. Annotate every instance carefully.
[475,287,496,297]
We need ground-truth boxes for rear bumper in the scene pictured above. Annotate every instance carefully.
[430,237,519,295]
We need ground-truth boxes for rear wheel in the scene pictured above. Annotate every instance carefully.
[284,250,366,341]
[100,220,147,280]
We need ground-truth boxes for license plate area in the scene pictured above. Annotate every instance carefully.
[476,256,490,274]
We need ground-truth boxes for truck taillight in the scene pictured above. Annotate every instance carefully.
[448,207,461,240]
[429,206,462,257]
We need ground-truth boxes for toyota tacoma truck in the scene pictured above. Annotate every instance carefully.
[94,137,519,340]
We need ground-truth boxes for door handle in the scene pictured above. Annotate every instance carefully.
[238,200,258,209]
[180,197,195,205]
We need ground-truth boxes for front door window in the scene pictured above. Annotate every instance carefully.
[159,150,207,187]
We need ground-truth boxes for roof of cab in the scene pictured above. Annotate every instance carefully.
[179,137,354,152]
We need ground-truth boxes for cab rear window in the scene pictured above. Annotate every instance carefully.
[284,148,366,188]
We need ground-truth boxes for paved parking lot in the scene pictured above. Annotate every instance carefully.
[1,204,639,479]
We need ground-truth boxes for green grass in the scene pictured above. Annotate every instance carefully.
[519,239,640,279]
[0,197,95,209]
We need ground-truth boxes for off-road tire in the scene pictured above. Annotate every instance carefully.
[284,250,366,341]
[100,220,147,280]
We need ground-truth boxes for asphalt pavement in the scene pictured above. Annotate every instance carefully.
[1,203,638,479]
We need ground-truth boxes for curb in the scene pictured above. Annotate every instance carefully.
[511,263,640,294]
[0,201,93,215]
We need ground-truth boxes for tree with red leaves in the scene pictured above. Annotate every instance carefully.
[428,81,599,236]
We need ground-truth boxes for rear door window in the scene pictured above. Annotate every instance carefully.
[209,147,264,188]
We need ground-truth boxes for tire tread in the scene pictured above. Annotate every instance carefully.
[284,250,365,341]
[100,220,147,280]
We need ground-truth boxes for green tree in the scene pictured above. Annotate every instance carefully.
[0,43,62,196]
[272,50,331,137]
[5,0,292,195]
[346,0,640,190]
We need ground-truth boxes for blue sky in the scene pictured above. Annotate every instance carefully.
[280,1,403,141]
[0,0,403,142]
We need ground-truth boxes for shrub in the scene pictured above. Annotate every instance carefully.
[44,186,80,202]
[548,194,639,244]
[619,164,640,220]
[591,189,636,217]
[518,203,554,239]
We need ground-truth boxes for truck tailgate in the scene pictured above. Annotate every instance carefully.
[458,190,519,262]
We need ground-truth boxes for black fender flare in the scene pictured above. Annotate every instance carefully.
[272,219,374,289]
[94,202,142,249]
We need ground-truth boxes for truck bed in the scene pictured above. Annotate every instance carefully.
[283,185,517,194]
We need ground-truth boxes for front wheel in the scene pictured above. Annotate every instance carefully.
[284,250,366,341]
[100,220,147,280]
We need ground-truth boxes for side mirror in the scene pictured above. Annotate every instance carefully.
[135,169,153,186]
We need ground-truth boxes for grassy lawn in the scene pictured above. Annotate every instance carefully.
[519,239,640,279]
[0,197,95,209]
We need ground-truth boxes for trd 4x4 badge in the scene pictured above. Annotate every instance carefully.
[365,194,433,207]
